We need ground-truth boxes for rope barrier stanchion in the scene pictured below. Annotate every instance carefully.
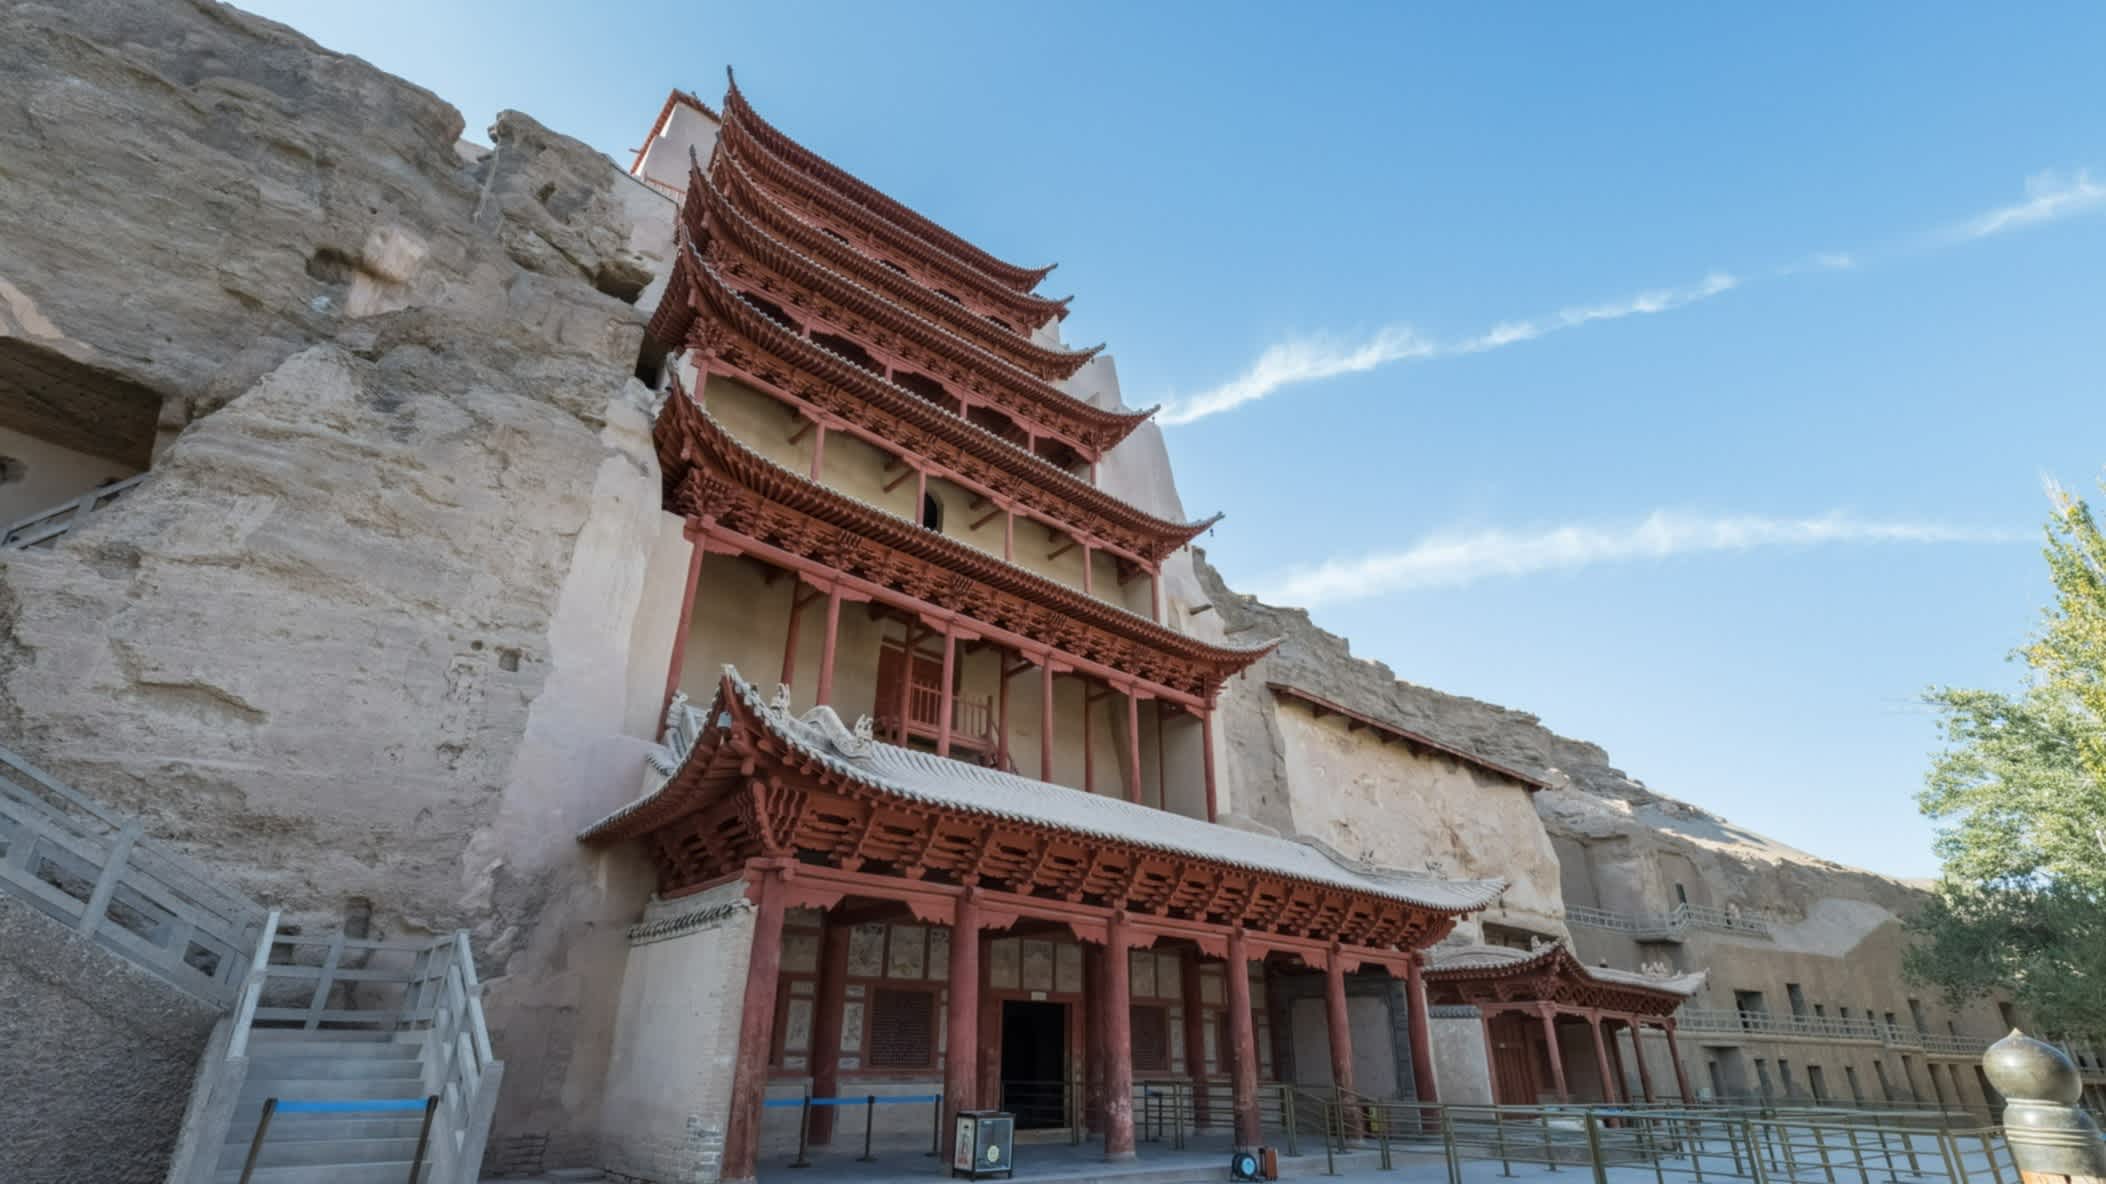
[236,1098,278,1184]
[238,1096,440,1184]
[792,1092,813,1169]
[410,1096,439,1183]
[861,1095,878,1162]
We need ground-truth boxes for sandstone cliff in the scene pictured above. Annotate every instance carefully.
[1,0,684,1164]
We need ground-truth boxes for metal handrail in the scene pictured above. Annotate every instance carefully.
[1675,1009,1994,1055]
[1565,902,1772,939]
[1,473,148,549]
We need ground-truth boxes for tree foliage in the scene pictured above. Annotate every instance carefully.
[1908,481,2106,1041]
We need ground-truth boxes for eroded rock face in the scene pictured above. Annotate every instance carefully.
[1,0,681,1167]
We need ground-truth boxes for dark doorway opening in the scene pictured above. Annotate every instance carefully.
[1000,1000,1067,1129]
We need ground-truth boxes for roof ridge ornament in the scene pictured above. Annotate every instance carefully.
[769,683,792,712]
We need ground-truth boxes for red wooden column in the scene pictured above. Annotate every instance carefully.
[1225,928,1262,1149]
[1124,688,1143,805]
[894,623,918,744]
[1103,913,1137,1162]
[944,891,983,1134]
[722,864,789,1184]
[1200,709,1219,822]
[1039,657,1055,783]
[936,626,957,757]
[779,585,808,691]
[1405,954,1440,1105]
[656,526,705,740]
[1478,1010,1503,1104]
[1180,948,1212,1130]
[1537,1005,1570,1102]
[1150,566,1163,622]
[996,655,1011,768]
[1587,1011,1617,1104]
[1085,944,1107,1133]
[808,920,852,1142]
[1083,687,1096,794]
[809,422,828,481]
[814,586,844,706]
[1630,1018,1658,1102]
[1325,950,1362,1138]
[1663,1019,1695,1103]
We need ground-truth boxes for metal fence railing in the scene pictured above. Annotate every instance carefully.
[1673,1011,1993,1058]
[2,473,148,549]
[1565,903,1772,941]
[1298,1098,2026,1184]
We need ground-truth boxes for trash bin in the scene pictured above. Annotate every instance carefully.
[951,1109,1014,1179]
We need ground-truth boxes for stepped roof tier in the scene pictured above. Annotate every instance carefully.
[675,163,1149,457]
[718,83,1073,331]
[703,152,1103,387]
[1425,940,1707,1016]
[723,71,1054,294]
[653,246,1217,566]
[653,386,1271,704]
[580,670,1505,957]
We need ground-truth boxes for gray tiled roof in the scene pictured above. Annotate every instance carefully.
[1428,941,1708,997]
[586,668,1509,915]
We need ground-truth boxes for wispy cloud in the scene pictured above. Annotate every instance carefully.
[1256,511,2023,607]
[1156,326,1436,426]
[1158,272,1739,425]
[1162,164,2105,428]
[1950,169,2106,241]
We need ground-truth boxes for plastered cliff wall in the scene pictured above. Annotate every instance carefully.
[1,0,687,1166]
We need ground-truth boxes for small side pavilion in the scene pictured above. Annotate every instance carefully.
[1424,942,1705,1106]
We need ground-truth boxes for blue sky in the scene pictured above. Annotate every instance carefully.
[241,1,2106,879]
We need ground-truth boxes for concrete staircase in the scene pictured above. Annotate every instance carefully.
[215,1031,436,1183]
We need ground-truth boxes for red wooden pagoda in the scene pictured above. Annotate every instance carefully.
[603,75,1518,1183]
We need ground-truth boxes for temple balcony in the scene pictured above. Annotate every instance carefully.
[689,368,1161,618]
[663,546,1218,813]
[1673,1008,1995,1057]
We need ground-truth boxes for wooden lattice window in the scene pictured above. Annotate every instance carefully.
[869,988,937,1070]
[1131,1005,1171,1073]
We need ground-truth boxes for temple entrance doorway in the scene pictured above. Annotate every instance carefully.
[1000,1000,1069,1129]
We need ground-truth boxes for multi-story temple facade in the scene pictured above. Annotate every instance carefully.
[591,77,1536,1182]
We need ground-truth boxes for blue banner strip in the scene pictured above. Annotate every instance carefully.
[763,1094,943,1109]
[274,1098,431,1115]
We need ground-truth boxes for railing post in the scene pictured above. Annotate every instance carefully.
[1980,1032,2106,1184]
[75,821,142,937]
[1444,1107,1465,1184]
[791,1093,813,1168]
[1585,1110,1610,1184]
[236,1098,278,1184]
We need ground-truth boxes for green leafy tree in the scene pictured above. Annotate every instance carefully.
[1908,481,2106,1041]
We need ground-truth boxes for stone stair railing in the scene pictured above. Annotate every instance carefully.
[181,926,505,1184]
[0,741,267,1004]
[1,472,148,549]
